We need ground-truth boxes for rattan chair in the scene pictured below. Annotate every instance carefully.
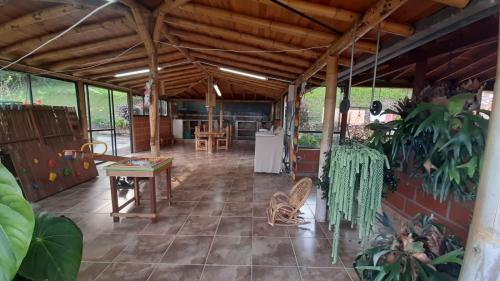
[267,177,313,226]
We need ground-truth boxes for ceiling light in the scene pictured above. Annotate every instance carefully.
[219,67,267,81]
[114,67,162,78]
[214,84,222,97]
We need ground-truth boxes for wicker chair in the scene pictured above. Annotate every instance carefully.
[267,177,313,226]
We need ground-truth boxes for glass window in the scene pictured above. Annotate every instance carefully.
[87,85,112,130]
[31,76,77,109]
[133,95,144,115]
[160,100,168,116]
[0,70,29,104]
[298,88,325,149]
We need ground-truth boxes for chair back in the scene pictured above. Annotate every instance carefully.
[288,177,312,209]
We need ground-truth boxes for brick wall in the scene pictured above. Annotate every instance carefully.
[297,149,320,177]
[132,116,173,152]
[384,172,475,240]
[294,147,473,240]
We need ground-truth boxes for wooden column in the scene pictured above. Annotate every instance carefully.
[149,53,160,156]
[413,55,427,97]
[207,75,215,153]
[76,80,88,141]
[219,100,224,129]
[459,13,500,281]
[315,55,338,222]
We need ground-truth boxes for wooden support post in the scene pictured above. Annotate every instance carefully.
[76,80,88,141]
[459,12,500,280]
[149,53,160,156]
[207,75,215,153]
[315,56,338,222]
[413,55,427,97]
[220,101,225,126]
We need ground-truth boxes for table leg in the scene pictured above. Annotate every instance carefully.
[208,135,214,153]
[110,176,119,222]
[149,176,157,223]
[134,177,140,206]
[166,168,172,206]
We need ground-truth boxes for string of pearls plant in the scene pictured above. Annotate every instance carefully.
[328,143,389,263]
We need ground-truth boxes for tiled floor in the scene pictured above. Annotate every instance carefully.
[33,143,361,281]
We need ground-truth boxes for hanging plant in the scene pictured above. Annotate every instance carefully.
[317,149,331,199]
[327,143,388,263]
[366,92,489,202]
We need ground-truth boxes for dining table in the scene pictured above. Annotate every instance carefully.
[194,130,225,153]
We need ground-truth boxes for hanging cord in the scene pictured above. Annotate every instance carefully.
[347,21,358,101]
[370,25,381,106]
[1,0,117,71]
[157,40,329,54]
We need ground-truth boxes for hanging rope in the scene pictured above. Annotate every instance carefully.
[347,22,358,102]
[370,25,382,106]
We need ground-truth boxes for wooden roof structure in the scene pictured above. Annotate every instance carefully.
[0,0,483,100]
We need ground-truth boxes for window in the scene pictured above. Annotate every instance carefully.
[31,76,77,110]
[0,70,29,104]
[133,95,145,115]
[298,88,325,149]
[160,100,168,116]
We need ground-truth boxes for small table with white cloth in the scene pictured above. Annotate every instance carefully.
[254,130,284,174]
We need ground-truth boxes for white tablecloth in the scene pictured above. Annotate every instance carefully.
[254,131,284,174]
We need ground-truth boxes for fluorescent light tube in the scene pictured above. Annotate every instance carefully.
[214,84,222,97]
[114,67,162,78]
[219,67,267,80]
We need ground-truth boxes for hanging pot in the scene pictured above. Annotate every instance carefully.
[340,98,350,113]
[370,100,383,115]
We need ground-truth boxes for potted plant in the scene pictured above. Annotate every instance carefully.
[354,213,463,281]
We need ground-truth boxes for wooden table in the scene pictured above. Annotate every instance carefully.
[104,157,173,223]
[195,131,224,153]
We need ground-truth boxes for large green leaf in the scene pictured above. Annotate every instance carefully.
[18,213,83,281]
[0,164,35,281]
[447,93,476,115]
[431,248,464,266]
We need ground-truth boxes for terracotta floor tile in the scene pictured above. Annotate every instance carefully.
[161,236,213,265]
[217,217,252,236]
[252,237,296,266]
[299,267,352,281]
[95,263,155,281]
[206,236,252,265]
[252,266,301,281]
[148,264,203,281]
[201,265,251,281]
[114,235,174,263]
[77,262,109,281]
[178,215,220,236]
[222,202,253,217]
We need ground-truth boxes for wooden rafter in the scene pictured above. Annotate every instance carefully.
[168,28,316,68]
[88,58,189,80]
[256,0,413,37]
[210,70,287,90]
[116,67,201,85]
[109,64,196,83]
[179,2,376,53]
[25,34,140,64]
[152,0,192,43]
[0,17,132,56]
[72,51,183,77]
[165,17,322,60]
[164,78,206,97]
[160,28,208,74]
[295,0,409,84]
[0,4,90,35]
[431,0,470,8]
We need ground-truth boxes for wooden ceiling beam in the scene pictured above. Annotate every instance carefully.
[255,0,413,37]
[179,2,375,53]
[437,52,497,82]
[165,16,321,60]
[295,0,409,84]
[153,0,192,43]
[72,52,184,77]
[25,34,140,64]
[88,58,189,80]
[0,17,132,56]
[160,28,208,74]
[164,78,207,97]
[168,28,315,68]
[192,54,296,81]
[431,0,470,8]
[459,64,497,83]
[108,64,196,83]
[208,69,288,89]
[123,71,204,87]
[0,4,90,35]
